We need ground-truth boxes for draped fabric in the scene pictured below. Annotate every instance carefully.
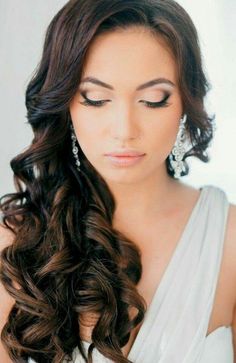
[29,185,234,363]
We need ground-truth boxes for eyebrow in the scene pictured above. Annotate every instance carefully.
[79,76,175,90]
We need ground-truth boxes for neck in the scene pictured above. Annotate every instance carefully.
[106,164,182,228]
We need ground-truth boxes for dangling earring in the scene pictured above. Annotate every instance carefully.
[169,114,187,179]
[70,123,81,171]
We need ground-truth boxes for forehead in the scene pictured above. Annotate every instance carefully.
[81,27,178,90]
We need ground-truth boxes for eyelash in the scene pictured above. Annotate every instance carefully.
[80,91,170,108]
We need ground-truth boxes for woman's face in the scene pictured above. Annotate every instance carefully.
[69,26,183,184]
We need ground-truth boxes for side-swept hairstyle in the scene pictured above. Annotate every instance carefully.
[0,1,214,362]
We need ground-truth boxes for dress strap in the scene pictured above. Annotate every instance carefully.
[129,185,229,363]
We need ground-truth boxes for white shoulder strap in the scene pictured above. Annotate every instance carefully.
[129,185,229,363]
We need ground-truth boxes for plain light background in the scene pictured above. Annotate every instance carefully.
[0,0,235,202]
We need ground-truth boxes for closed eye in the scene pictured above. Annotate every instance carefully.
[139,93,170,108]
[79,91,171,108]
[79,91,110,107]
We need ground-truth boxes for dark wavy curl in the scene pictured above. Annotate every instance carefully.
[0,0,215,362]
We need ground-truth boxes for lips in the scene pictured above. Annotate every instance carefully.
[104,150,145,157]
[104,150,146,167]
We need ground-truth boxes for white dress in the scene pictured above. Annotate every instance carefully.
[29,184,234,363]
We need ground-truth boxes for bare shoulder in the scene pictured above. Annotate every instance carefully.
[0,223,15,362]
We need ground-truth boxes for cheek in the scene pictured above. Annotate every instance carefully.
[70,105,96,134]
[147,117,180,158]
[69,109,105,168]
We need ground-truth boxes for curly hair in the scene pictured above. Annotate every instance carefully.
[0,0,215,362]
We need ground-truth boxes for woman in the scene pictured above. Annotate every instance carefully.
[0,0,235,362]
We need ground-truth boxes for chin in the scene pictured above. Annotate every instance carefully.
[99,167,149,185]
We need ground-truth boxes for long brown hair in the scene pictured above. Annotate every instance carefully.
[0,0,214,362]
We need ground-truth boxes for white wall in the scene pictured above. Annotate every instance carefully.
[0,0,235,202]
[0,0,67,199]
[177,0,236,201]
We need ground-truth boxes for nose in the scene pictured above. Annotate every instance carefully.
[111,104,140,142]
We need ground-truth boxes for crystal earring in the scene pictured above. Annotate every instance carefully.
[70,123,81,171]
[169,114,187,179]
